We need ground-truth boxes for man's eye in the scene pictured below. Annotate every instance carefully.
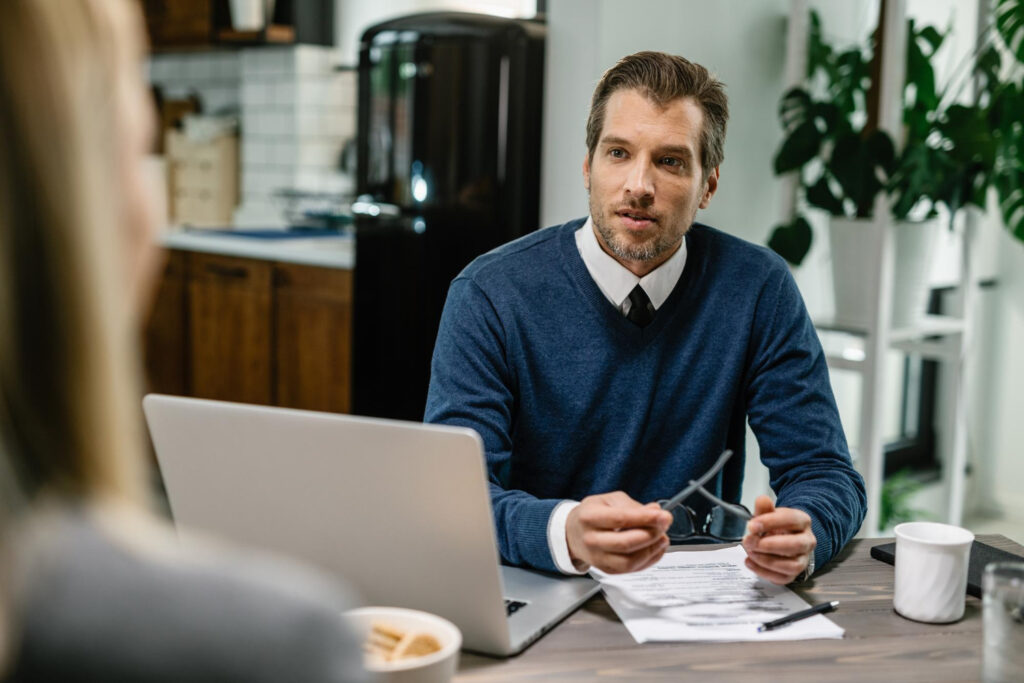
[609,148,626,158]
[661,157,682,167]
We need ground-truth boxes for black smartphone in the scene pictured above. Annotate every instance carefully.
[871,540,1023,598]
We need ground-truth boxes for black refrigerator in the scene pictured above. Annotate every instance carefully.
[352,12,546,420]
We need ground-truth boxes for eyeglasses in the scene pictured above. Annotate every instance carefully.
[657,449,752,543]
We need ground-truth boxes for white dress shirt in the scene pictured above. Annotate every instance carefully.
[546,217,688,574]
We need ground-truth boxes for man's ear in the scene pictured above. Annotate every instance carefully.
[582,154,591,192]
[699,166,720,209]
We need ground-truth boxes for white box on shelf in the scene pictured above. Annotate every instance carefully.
[166,127,239,229]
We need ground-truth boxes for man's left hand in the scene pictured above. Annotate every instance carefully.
[741,495,816,585]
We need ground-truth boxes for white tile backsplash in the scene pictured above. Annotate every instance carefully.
[324,109,356,139]
[203,86,241,115]
[268,169,294,192]
[183,54,213,81]
[241,139,268,166]
[295,169,323,192]
[211,53,240,80]
[272,140,296,165]
[271,110,297,137]
[295,78,330,108]
[295,46,334,76]
[151,45,353,226]
[240,81,268,107]
[296,141,339,169]
[297,111,321,137]
[149,53,242,117]
[272,80,297,104]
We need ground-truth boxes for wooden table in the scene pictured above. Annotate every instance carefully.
[456,534,1022,682]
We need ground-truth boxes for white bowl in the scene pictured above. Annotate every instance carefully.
[345,606,462,683]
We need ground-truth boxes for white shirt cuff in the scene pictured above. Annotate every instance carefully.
[547,500,586,575]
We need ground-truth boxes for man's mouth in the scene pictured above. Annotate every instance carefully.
[616,210,657,229]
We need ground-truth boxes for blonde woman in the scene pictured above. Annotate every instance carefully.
[0,1,366,680]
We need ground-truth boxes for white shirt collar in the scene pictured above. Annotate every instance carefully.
[574,216,688,312]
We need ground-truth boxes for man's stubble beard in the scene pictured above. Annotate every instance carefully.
[589,195,689,264]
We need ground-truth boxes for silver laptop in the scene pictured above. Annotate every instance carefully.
[143,394,599,656]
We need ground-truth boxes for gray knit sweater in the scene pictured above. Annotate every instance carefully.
[3,507,367,683]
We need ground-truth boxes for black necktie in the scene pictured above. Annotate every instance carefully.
[626,285,655,327]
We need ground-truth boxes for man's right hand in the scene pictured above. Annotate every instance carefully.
[566,491,673,574]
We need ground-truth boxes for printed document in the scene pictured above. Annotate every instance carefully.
[591,545,844,642]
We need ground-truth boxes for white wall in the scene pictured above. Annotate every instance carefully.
[981,229,1024,519]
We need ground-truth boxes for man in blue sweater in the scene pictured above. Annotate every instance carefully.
[425,51,866,583]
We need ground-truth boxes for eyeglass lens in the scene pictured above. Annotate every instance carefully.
[666,507,696,539]
[666,505,749,541]
[707,505,749,540]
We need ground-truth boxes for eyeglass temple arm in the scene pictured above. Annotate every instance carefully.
[660,449,734,512]
[688,484,753,520]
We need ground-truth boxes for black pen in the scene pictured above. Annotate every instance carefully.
[757,600,839,632]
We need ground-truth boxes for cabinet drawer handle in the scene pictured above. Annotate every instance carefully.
[203,263,249,279]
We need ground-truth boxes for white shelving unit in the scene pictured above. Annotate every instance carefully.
[816,233,975,536]
[783,0,978,535]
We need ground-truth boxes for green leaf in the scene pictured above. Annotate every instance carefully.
[995,0,1024,64]
[975,45,1002,91]
[890,142,956,219]
[811,101,843,134]
[992,80,1024,158]
[880,470,931,530]
[767,216,813,266]
[778,87,812,131]
[774,88,832,175]
[941,104,997,168]
[832,48,868,115]
[828,131,895,216]
[906,19,939,111]
[805,175,845,216]
[774,121,822,174]
[997,170,1024,243]
[918,25,944,54]
[807,9,831,79]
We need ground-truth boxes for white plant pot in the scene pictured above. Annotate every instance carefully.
[829,216,940,330]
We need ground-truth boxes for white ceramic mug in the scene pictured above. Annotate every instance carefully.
[228,0,274,31]
[893,522,974,623]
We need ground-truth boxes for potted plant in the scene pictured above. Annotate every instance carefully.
[890,0,1024,243]
[879,469,931,532]
[768,1,1024,327]
[767,10,945,329]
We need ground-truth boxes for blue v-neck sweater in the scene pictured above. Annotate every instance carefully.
[425,218,866,574]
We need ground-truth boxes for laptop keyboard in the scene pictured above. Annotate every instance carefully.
[504,599,528,616]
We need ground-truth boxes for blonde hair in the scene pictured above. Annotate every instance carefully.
[0,0,150,515]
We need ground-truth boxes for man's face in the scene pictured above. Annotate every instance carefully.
[583,89,719,276]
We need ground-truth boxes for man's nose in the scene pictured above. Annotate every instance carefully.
[624,157,655,200]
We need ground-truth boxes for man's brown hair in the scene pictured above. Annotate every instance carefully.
[585,51,729,178]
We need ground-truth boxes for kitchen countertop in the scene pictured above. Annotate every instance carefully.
[159,229,354,270]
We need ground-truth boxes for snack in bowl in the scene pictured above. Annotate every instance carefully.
[366,621,443,663]
[345,606,462,683]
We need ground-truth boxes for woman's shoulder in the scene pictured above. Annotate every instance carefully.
[5,503,367,683]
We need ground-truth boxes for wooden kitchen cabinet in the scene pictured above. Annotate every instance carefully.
[142,250,188,396]
[142,0,335,50]
[188,252,273,405]
[143,249,352,413]
[274,262,353,413]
